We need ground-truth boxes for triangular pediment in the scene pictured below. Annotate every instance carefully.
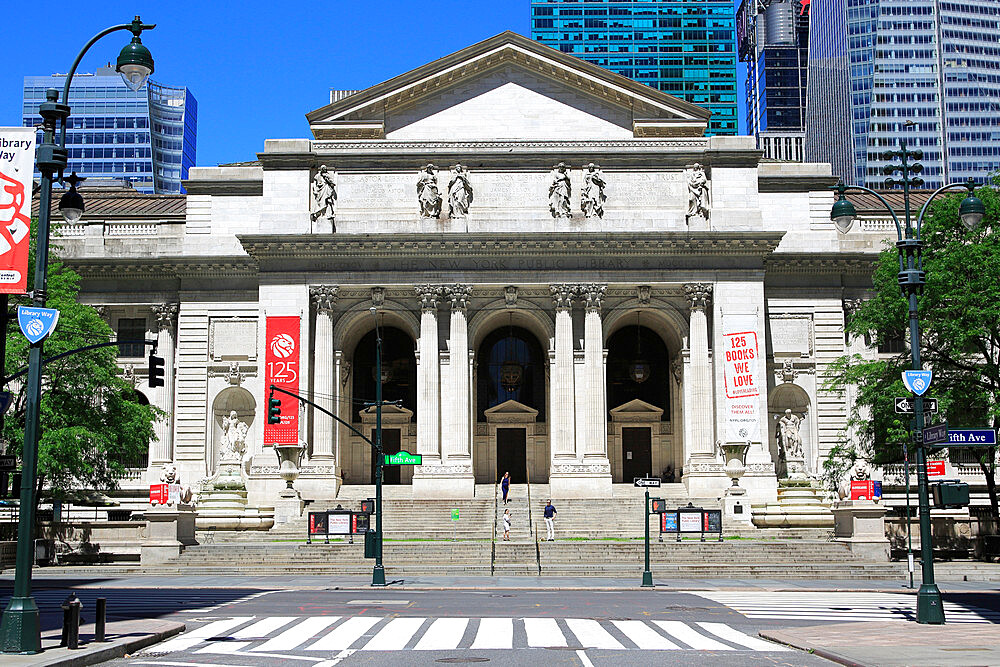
[610,399,664,422]
[359,403,414,424]
[484,399,539,423]
[307,32,709,140]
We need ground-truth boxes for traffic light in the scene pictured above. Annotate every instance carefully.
[148,353,165,388]
[268,394,282,424]
[650,498,667,514]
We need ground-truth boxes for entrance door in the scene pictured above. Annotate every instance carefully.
[371,428,401,484]
[496,428,527,483]
[621,427,652,482]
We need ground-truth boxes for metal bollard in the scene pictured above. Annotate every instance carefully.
[60,593,83,649]
[96,597,107,642]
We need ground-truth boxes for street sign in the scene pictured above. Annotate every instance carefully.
[0,391,11,416]
[0,455,16,472]
[923,423,948,445]
[927,460,946,477]
[451,509,459,521]
[634,477,661,488]
[383,451,422,466]
[947,429,997,446]
[894,397,938,414]
[17,306,59,344]
[902,370,932,396]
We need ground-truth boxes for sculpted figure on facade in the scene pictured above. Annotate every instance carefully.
[417,164,442,218]
[448,164,474,218]
[777,408,804,460]
[219,410,249,464]
[548,162,572,218]
[580,163,607,218]
[686,163,710,222]
[310,165,337,228]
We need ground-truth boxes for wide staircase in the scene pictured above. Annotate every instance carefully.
[155,482,904,579]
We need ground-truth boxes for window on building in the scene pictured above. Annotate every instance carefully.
[117,318,147,357]
[878,332,906,354]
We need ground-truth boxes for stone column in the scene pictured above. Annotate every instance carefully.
[150,303,178,468]
[415,285,441,463]
[580,284,608,459]
[549,285,576,461]
[309,285,337,462]
[683,283,718,496]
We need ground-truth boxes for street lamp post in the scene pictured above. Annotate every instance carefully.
[830,139,985,625]
[370,307,386,587]
[0,17,155,654]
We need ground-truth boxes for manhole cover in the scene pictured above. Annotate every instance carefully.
[435,658,490,663]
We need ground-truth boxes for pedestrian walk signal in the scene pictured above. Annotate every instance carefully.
[148,353,165,388]
[268,395,282,424]
[650,498,667,513]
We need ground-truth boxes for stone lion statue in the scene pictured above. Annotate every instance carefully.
[158,462,194,505]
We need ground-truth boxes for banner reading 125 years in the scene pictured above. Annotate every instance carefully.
[264,315,300,446]
[0,128,36,295]
[723,314,761,443]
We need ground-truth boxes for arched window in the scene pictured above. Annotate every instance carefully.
[352,327,416,422]
[606,325,670,420]
[477,326,545,422]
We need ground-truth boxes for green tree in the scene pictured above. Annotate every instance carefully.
[2,225,160,501]
[825,180,1000,524]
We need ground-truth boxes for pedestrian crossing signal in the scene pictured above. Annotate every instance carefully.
[268,396,282,424]
[148,353,165,388]
[650,498,666,513]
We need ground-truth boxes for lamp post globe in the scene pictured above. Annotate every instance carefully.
[58,173,85,224]
[831,193,858,234]
[116,17,155,91]
[959,193,986,231]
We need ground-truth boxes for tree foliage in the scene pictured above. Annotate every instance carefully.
[2,225,160,497]
[824,178,1000,522]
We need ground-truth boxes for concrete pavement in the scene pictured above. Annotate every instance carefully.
[2,618,183,667]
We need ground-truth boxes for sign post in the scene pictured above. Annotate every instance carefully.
[642,488,653,587]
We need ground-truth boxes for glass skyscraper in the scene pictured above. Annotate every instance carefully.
[805,0,1000,188]
[23,66,197,194]
[737,0,810,160]
[530,0,738,135]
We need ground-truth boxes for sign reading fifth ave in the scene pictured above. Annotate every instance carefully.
[947,429,997,446]
[0,127,36,295]
[263,316,300,446]
[902,370,932,397]
[384,451,422,466]
[17,306,59,344]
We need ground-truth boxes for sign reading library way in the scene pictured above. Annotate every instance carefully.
[264,316,300,446]
[0,127,36,294]
[723,314,761,443]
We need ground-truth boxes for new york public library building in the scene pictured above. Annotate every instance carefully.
[50,33,889,520]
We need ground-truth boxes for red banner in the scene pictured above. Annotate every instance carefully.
[264,316,300,446]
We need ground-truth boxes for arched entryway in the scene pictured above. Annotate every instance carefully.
[475,324,547,484]
[606,322,675,483]
[351,326,417,484]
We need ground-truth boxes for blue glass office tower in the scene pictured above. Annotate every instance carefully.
[23,66,197,193]
[530,0,739,136]
[737,0,810,160]
[805,0,1000,187]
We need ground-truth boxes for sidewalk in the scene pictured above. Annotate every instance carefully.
[761,621,1000,667]
[2,618,184,667]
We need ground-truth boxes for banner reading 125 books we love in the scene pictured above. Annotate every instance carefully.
[264,316,301,446]
[0,128,36,295]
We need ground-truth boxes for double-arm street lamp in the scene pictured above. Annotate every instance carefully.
[369,307,386,586]
[829,139,985,624]
[0,17,156,654]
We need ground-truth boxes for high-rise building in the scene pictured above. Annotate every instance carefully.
[530,0,738,136]
[23,66,197,194]
[805,0,1000,188]
[737,0,810,161]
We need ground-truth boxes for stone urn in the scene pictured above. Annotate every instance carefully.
[720,442,751,494]
[274,443,305,492]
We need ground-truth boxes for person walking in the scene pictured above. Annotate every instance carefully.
[502,509,511,541]
[500,472,510,505]
[543,499,557,541]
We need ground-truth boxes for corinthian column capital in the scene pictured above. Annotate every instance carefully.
[444,283,472,311]
[549,284,576,310]
[415,284,441,311]
[152,303,179,330]
[577,283,606,312]
[683,283,713,312]
[310,285,338,313]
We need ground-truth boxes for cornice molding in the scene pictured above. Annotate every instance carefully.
[764,252,878,274]
[64,256,258,279]
[182,179,263,196]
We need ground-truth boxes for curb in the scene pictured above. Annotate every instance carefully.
[758,630,867,667]
[10,620,185,667]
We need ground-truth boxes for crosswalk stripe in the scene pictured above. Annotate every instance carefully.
[252,617,340,652]
[470,618,513,649]
[413,618,469,650]
[611,620,680,650]
[196,641,252,654]
[524,618,566,647]
[697,622,790,651]
[153,617,254,653]
[306,616,382,651]
[231,617,297,639]
[653,621,734,651]
[566,619,625,650]
[361,617,426,650]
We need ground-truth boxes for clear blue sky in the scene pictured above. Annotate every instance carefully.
[4,1,746,167]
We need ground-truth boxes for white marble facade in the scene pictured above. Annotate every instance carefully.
[62,33,883,505]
